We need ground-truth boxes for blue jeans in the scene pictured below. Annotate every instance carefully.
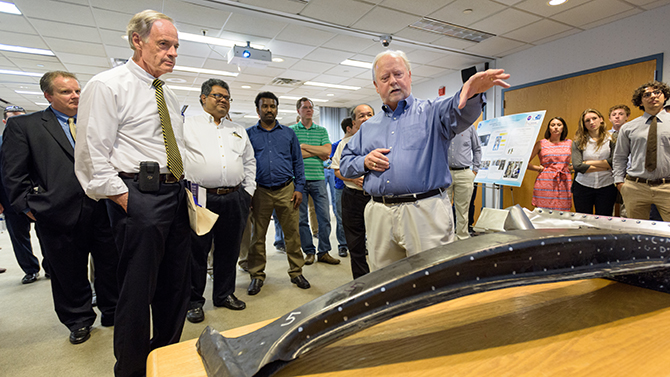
[299,180,331,256]
[334,188,346,249]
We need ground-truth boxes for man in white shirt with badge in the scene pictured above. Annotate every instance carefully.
[75,10,190,377]
[183,79,255,323]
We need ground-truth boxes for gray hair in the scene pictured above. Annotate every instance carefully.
[371,50,411,83]
[200,78,230,106]
[127,10,173,51]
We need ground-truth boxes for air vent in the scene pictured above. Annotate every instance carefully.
[270,77,304,86]
[409,17,495,43]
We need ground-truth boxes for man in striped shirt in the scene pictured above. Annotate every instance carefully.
[290,98,340,265]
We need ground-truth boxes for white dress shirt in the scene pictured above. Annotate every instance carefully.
[183,113,256,196]
[575,134,614,189]
[75,59,186,200]
[331,134,360,191]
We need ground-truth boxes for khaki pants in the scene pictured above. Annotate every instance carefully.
[445,168,475,240]
[620,179,670,221]
[364,190,454,271]
[248,183,304,280]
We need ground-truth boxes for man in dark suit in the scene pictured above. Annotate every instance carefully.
[1,105,45,284]
[1,71,118,345]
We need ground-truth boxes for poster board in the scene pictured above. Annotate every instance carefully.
[474,111,545,187]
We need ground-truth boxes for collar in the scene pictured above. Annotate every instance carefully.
[204,113,225,127]
[126,58,159,87]
[295,121,318,130]
[643,109,666,122]
[50,106,75,123]
[382,94,413,118]
[256,121,283,131]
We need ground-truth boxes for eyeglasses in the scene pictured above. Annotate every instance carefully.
[4,105,25,113]
[642,89,663,98]
[208,93,232,102]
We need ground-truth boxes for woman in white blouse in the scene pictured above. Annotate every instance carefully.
[571,108,617,215]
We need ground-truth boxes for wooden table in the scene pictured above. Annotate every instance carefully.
[147,279,670,376]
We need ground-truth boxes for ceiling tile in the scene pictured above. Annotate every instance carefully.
[310,74,351,84]
[324,65,368,78]
[464,36,526,57]
[61,63,108,75]
[552,0,634,28]
[378,0,451,16]
[430,0,507,27]
[513,0,584,17]
[222,12,288,38]
[581,8,642,30]
[393,27,443,44]
[238,0,309,14]
[53,52,110,68]
[350,7,421,34]
[266,56,300,69]
[503,19,574,43]
[0,13,36,34]
[31,19,102,44]
[88,0,163,14]
[0,30,50,49]
[430,36,479,50]
[99,29,129,48]
[530,28,581,45]
[410,64,450,78]
[289,60,336,74]
[7,56,66,71]
[403,49,447,65]
[164,0,232,30]
[470,8,542,35]
[15,0,96,26]
[321,34,377,53]
[265,40,316,59]
[641,0,670,9]
[275,24,337,46]
[303,48,355,64]
[277,70,319,82]
[300,0,373,27]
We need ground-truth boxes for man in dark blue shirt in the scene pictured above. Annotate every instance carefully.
[246,91,310,295]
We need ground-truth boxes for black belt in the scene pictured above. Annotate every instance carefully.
[258,178,293,191]
[626,175,670,186]
[206,184,240,195]
[449,166,469,171]
[372,188,443,204]
[118,172,183,183]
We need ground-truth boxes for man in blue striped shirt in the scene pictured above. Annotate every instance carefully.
[340,50,510,270]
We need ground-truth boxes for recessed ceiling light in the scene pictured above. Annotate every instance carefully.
[326,93,335,97]
[0,1,21,15]
[0,43,54,56]
[173,66,238,77]
[35,102,49,106]
[548,0,567,5]
[0,69,43,77]
[15,90,42,95]
[272,57,284,63]
[463,9,473,14]
[304,81,360,91]
[341,59,372,69]
[241,85,251,89]
[280,95,328,103]
[165,78,186,83]
[244,115,259,118]
[167,85,200,92]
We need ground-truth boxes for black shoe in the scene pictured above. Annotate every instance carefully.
[290,275,311,289]
[216,294,246,310]
[338,247,348,257]
[186,307,205,323]
[100,315,114,327]
[69,326,92,344]
[247,278,263,296]
[304,254,315,265]
[318,253,341,265]
[21,273,38,284]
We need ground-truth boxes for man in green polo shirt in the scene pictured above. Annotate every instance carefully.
[291,97,340,265]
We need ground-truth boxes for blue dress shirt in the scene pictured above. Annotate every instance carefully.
[340,91,485,196]
[246,121,306,194]
[51,107,76,147]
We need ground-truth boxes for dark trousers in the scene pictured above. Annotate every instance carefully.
[107,179,191,377]
[342,187,370,279]
[5,209,40,274]
[572,181,617,216]
[35,199,118,331]
[190,189,251,308]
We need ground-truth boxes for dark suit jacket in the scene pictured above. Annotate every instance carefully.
[1,108,86,231]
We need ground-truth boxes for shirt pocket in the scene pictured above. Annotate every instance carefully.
[400,122,428,150]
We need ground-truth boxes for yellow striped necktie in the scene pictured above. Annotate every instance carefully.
[153,79,183,178]
[68,117,76,141]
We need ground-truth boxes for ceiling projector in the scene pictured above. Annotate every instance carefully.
[227,41,272,68]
